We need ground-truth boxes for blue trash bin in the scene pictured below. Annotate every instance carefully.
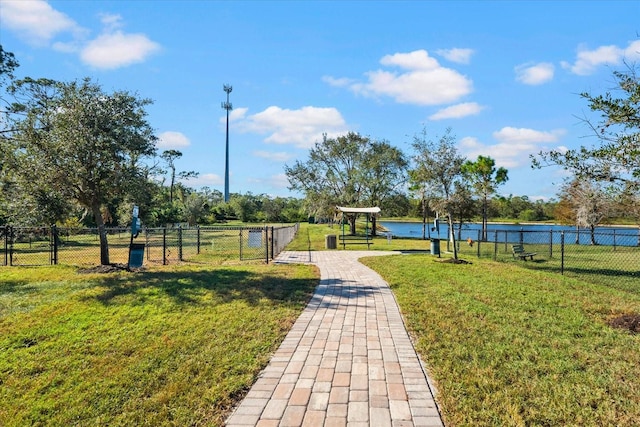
[128,243,145,268]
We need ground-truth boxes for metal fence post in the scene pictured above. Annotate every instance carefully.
[178,226,183,261]
[2,226,7,266]
[549,229,553,258]
[8,226,14,266]
[51,225,58,265]
[271,226,276,259]
[239,229,243,260]
[503,230,508,253]
[145,228,150,261]
[265,226,269,264]
[493,230,498,261]
[197,225,201,255]
[560,231,565,275]
[163,227,167,265]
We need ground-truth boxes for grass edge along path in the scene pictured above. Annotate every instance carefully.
[361,255,640,426]
[0,263,319,426]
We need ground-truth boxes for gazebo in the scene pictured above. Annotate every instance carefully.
[335,206,381,249]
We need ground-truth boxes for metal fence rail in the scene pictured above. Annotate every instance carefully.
[452,227,640,282]
[0,224,299,267]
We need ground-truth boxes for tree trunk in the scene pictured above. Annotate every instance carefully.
[348,215,357,235]
[371,215,377,237]
[92,203,110,265]
[422,219,427,240]
[448,213,458,260]
[482,197,488,241]
[590,224,597,245]
[422,197,428,240]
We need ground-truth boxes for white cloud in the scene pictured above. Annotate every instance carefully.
[0,0,159,69]
[562,40,640,76]
[81,31,160,69]
[429,102,485,120]
[234,106,350,148]
[183,173,224,187]
[436,48,474,64]
[459,136,483,150]
[459,127,566,168]
[0,0,84,45]
[493,127,564,144]
[327,49,473,106]
[98,13,124,32]
[253,151,295,162]
[269,173,290,190]
[380,50,440,70]
[624,40,640,61]
[515,62,554,85]
[157,131,191,149]
[321,76,355,87]
[222,107,248,123]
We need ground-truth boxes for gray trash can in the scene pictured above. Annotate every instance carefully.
[128,243,145,268]
[431,239,440,256]
[325,234,337,249]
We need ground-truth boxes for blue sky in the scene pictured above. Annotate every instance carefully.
[1,1,639,202]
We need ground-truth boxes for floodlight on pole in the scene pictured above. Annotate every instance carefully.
[222,84,233,203]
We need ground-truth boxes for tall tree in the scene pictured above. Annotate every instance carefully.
[534,65,639,189]
[5,77,157,265]
[161,149,182,203]
[410,127,465,259]
[461,155,508,241]
[0,45,19,113]
[360,139,408,236]
[160,149,198,203]
[560,178,612,245]
[285,132,403,235]
[408,169,435,240]
[0,46,20,224]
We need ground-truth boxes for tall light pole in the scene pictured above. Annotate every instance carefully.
[222,84,233,203]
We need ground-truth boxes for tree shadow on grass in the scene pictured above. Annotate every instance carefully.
[88,269,319,307]
[0,279,34,295]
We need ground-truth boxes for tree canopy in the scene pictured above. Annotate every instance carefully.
[410,127,466,258]
[285,132,407,234]
[462,155,508,240]
[3,77,157,264]
[534,66,640,191]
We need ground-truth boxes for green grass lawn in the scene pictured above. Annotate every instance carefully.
[4,222,640,426]
[360,254,640,426]
[0,263,319,426]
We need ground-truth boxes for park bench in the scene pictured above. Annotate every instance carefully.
[511,244,536,261]
[339,235,373,249]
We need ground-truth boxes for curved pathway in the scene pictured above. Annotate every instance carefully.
[225,251,444,427]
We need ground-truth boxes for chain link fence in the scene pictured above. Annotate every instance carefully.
[450,227,640,287]
[0,224,299,267]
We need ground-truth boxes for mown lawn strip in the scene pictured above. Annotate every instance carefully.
[361,255,640,426]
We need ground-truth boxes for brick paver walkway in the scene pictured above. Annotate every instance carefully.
[225,251,444,426]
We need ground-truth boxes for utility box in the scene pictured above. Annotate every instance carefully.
[325,234,337,249]
[431,239,440,256]
[128,243,145,268]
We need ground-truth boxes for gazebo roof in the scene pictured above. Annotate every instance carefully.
[336,206,381,214]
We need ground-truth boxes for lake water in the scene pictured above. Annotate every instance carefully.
[379,221,640,247]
